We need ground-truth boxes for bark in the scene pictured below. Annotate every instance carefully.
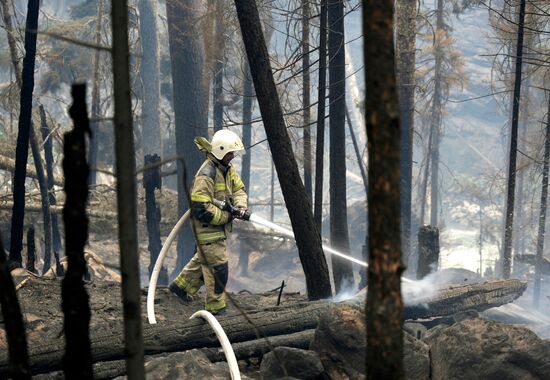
[88,0,103,186]
[533,93,550,308]
[203,329,315,362]
[239,63,253,276]
[328,0,353,293]
[241,63,253,197]
[39,106,63,275]
[395,0,416,266]
[111,0,145,376]
[364,1,404,378]
[346,106,368,286]
[0,232,31,379]
[302,0,312,202]
[9,0,40,266]
[166,0,208,270]
[0,154,63,186]
[502,0,526,279]
[144,154,167,285]
[29,125,53,275]
[26,226,36,274]
[404,279,527,320]
[212,1,225,132]
[419,129,432,225]
[313,0,327,232]
[429,0,443,228]
[62,84,93,379]
[416,225,439,279]
[138,0,161,155]
[2,301,330,376]
[234,0,332,300]
[0,0,21,84]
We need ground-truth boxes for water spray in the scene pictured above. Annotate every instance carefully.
[147,201,412,323]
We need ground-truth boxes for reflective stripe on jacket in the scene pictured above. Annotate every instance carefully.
[190,154,248,244]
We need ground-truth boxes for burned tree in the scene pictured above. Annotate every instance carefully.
[502,0,526,279]
[314,0,328,231]
[364,0,405,378]
[61,84,93,379]
[234,0,332,300]
[112,0,145,376]
[328,0,354,293]
[144,154,167,284]
[166,0,209,271]
[9,0,40,266]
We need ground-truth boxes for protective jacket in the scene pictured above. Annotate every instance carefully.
[190,153,247,244]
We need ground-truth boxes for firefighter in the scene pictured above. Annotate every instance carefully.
[169,129,248,315]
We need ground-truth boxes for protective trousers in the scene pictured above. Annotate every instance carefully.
[172,240,228,313]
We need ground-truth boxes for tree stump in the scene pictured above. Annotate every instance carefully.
[417,225,439,279]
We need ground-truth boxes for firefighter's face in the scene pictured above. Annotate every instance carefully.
[222,151,235,164]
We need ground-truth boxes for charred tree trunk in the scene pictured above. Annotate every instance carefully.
[328,0,353,293]
[313,0,327,232]
[270,158,275,221]
[364,0,404,378]
[212,2,225,132]
[144,154,167,285]
[9,0,39,266]
[26,226,36,274]
[234,0,332,300]
[302,0,312,202]
[241,63,253,194]
[533,93,550,308]
[429,0,443,228]
[29,126,53,274]
[0,233,31,379]
[112,0,145,376]
[419,130,432,225]
[346,106,368,286]
[239,63,254,276]
[396,0,417,267]
[62,84,93,379]
[502,0,526,279]
[0,0,21,85]
[138,0,161,156]
[166,0,208,271]
[88,0,103,186]
[39,106,63,268]
[416,225,439,279]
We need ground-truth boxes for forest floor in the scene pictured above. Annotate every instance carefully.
[0,186,320,378]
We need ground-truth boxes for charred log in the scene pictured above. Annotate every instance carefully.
[404,279,527,320]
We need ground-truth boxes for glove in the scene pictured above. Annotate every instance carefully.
[232,207,251,221]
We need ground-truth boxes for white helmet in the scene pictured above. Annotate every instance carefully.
[210,129,244,160]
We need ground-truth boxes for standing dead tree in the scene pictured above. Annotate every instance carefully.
[8,0,39,266]
[364,0,405,378]
[314,0,328,231]
[112,0,145,377]
[234,0,332,300]
[502,0,526,279]
[533,91,550,308]
[61,84,93,379]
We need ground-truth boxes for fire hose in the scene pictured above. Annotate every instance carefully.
[147,200,374,324]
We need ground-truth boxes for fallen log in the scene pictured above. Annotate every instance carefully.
[34,330,316,379]
[403,279,527,320]
[1,278,527,376]
[0,301,329,376]
[203,329,315,362]
[0,153,63,187]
